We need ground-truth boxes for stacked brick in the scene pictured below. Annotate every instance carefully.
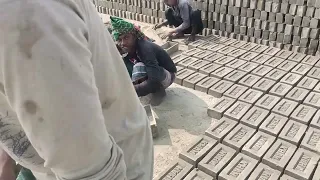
[94,0,166,24]
[155,35,320,179]
[95,0,320,55]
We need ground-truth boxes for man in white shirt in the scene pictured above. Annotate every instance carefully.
[0,0,153,179]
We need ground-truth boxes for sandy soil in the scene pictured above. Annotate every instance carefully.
[99,14,217,178]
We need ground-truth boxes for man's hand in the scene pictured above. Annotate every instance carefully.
[0,149,15,180]
[152,23,163,30]
[161,29,175,39]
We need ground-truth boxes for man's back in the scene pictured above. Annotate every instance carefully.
[0,0,152,179]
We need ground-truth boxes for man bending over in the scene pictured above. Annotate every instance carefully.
[111,17,177,106]
[154,0,203,43]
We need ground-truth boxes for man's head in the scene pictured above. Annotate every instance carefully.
[117,33,136,53]
[110,17,145,53]
[164,0,177,6]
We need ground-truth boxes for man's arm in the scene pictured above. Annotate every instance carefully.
[135,42,164,96]
[0,1,125,179]
[174,2,191,33]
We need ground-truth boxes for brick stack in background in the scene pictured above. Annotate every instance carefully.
[95,0,320,55]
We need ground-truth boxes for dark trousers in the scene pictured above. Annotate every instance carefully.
[165,8,203,35]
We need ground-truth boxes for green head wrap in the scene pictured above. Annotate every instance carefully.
[110,16,146,41]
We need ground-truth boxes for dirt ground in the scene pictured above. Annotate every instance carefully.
[99,14,219,178]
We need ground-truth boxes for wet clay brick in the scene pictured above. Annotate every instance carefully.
[251,65,273,77]
[300,127,320,155]
[172,54,188,65]
[188,39,207,49]
[175,69,196,85]
[205,117,238,142]
[179,136,218,166]
[242,131,276,161]
[251,44,269,53]
[315,83,320,93]
[280,174,299,180]
[223,70,247,83]
[238,74,261,88]
[239,89,264,104]
[265,69,287,81]
[240,106,269,128]
[251,54,273,64]
[262,139,297,172]
[308,67,320,80]
[285,148,320,180]
[263,47,281,56]
[269,83,292,97]
[154,159,193,180]
[304,92,320,108]
[272,99,299,117]
[228,49,248,58]
[182,73,207,89]
[230,40,248,48]
[285,87,310,103]
[255,94,281,111]
[188,60,210,71]
[311,110,320,130]
[224,101,252,121]
[211,67,234,79]
[226,59,247,69]
[184,169,212,180]
[314,163,320,180]
[208,80,234,98]
[259,113,288,137]
[277,60,298,72]
[177,57,199,68]
[297,77,319,90]
[252,78,276,92]
[207,44,227,52]
[239,51,260,61]
[301,55,320,66]
[290,104,317,125]
[240,42,257,51]
[224,84,248,99]
[193,50,214,59]
[207,96,236,119]
[198,42,216,50]
[280,73,302,86]
[275,49,293,59]
[248,163,281,180]
[183,48,204,56]
[203,52,225,62]
[288,52,307,62]
[199,63,222,75]
[214,56,235,65]
[219,153,258,180]
[279,120,307,145]
[218,46,237,55]
[291,63,312,75]
[198,143,236,179]
[264,57,284,68]
[238,62,259,72]
[195,77,220,93]
[223,124,255,152]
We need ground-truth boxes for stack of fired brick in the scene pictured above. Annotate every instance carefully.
[206,0,320,56]
[94,0,211,33]
[155,35,320,180]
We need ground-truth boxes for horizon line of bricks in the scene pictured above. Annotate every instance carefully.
[95,0,320,55]
[156,35,320,180]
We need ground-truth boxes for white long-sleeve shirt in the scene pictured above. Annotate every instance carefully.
[0,0,153,179]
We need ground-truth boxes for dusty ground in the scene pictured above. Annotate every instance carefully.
[99,14,218,178]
